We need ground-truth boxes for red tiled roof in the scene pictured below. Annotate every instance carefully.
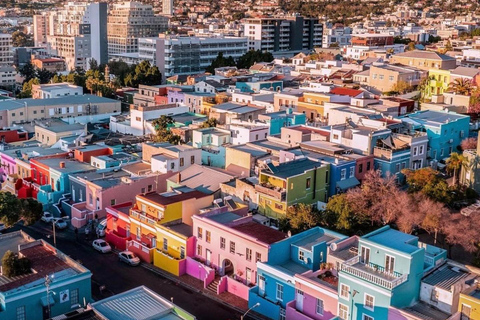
[231,221,287,244]
[330,87,363,97]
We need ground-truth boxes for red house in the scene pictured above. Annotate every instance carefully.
[0,128,28,143]
[105,202,132,251]
[74,146,112,163]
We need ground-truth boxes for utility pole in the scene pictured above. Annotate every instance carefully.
[241,303,260,320]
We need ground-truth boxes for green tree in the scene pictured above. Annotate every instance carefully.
[18,78,39,98]
[236,50,274,69]
[19,62,36,82]
[206,52,236,74]
[11,31,33,47]
[200,118,217,128]
[325,193,363,234]
[286,203,320,232]
[1,250,31,277]
[0,192,21,226]
[446,152,466,186]
[448,78,473,95]
[37,69,55,84]
[151,115,182,144]
[20,198,43,226]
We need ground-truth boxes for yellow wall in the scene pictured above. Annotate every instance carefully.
[260,173,285,189]
[258,194,286,218]
[458,293,480,320]
[225,148,252,174]
[153,249,184,276]
[155,225,188,259]
[163,202,183,224]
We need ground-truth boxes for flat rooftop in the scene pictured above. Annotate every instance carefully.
[35,158,94,173]
[138,190,209,207]
[364,227,419,254]
[262,158,324,179]
[292,232,337,251]
[0,94,117,111]
[422,264,470,290]
[231,221,287,244]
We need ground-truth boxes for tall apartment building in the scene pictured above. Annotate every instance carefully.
[0,34,13,66]
[243,15,323,56]
[162,0,173,15]
[136,34,247,79]
[34,2,108,70]
[107,2,169,56]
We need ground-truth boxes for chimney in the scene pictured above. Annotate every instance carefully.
[176,172,181,183]
[59,161,66,169]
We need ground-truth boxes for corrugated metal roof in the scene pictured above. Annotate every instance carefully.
[422,265,469,290]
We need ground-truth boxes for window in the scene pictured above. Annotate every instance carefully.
[180,158,184,166]
[246,248,252,261]
[279,308,286,320]
[171,162,175,170]
[274,203,283,210]
[306,177,311,189]
[110,199,116,206]
[191,155,195,164]
[163,238,168,251]
[349,166,354,178]
[136,227,141,240]
[363,315,374,320]
[141,187,146,194]
[359,164,363,173]
[220,237,226,249]
[197,244,202,255]
[230,241,236,254]
[299,250,305,262]
[148,184,153,192]
[389,76,394,81]
[71,288,79,306]
[413,147,418,156]
[333,134,339,140]
[340,284,349,299]
[385,255,395,274]
[206,231,211,243]
[338,304,349,320]
[197,227,203,239]
[367,162,371,171]
[316,298,324,315]
[16,306,25,320]
[365,294,374,311]
[440,148,444,157]
[395,163,400,173]
[461,303,471,320]
[276,283,284,301]
[419,145,424,155]
[431,289,439,302]
[341,169,346,180]
[379,75,384,80]
[256,252,262,262]
[180,246,185,259]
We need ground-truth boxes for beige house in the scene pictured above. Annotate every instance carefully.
[367,64,425,92]
[34,119,86,146]
[389,50,457,71]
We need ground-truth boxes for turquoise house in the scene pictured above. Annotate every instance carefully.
[401,110,470,161]
[258,109,306,135]
[337,226,447,320]
[235,80,283,93]
[249,227,347,320]
[191,127,231,168]
[0,232,92,320]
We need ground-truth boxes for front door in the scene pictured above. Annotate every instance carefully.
[259,275,265,296]
[246,268,252,284]
[296,289,304,312]
[385,255,395,274]
[206,249,211,266]
[361,247,370,265]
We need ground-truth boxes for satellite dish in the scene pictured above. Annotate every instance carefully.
[330,242,338,251]
[287,230,292,238]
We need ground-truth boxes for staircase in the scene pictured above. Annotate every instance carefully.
[206,277,220,294]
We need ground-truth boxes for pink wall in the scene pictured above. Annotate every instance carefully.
[225,276,250,300]
[127,240,153,263]
[192,214,269,285]
[185,257,215,288]
[388,307,416,320]
[286,301,316,320]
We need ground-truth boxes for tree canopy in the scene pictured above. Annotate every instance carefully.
[236,50,274,69]
[0,192,43,227]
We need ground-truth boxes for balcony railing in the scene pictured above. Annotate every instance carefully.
[130,209,158,226]
[340,256,408,290]
[373,146,409,160]
[255,184,286,201]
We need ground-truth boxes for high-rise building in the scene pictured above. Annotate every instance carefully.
[107,2,169,56]
[0,34,13,66]
[162,0,173,16]
[243,15,323,56]
[34,2,108,70]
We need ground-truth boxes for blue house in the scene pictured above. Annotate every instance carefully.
[249,227,347,320]
[401,110,470,161]
[236,80,283,93]
[336,226,447,320]
[258,109,306,135]
[373,135,411,179]
[191,127,231,168]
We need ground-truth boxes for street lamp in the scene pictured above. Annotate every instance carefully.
[241,302,260,320]
[45,274,55,318]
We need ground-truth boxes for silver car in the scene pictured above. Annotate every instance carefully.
[118,251,140,266]
[54,218,68,230]
[92,239,112,253]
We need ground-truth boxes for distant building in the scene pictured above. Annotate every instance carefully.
[390,50,457,71]
[31,58,66,73]
[107,2,169,56]
[0,33,12,66]
[162,0,173,15]
[31,83,83,99]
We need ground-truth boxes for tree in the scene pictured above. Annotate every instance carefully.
[206,52,236,74]
[443,215,480,258]
[89,58,99,71]
[124,61,162,87]
[200,118,217,128]
[391,80,414,94]
[19,62,36,82]
[20,198,43,226]
[448,78,473,95]
[286,204,321,232]
[402,167,439,193]
[18,78,39,98]
[37,69,55,84]
[325,193,363,233]
[11,31,33,47]
[461,137,477,151]
[446,152,466,186]
[151,115,182,144]
[236,50,274,69]
[1,250,31,277]
[406,42,416,51]
[417,195,449,245]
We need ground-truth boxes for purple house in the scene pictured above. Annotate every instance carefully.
[167,86,194,104]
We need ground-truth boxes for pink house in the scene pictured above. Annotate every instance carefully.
[286,269,339,320]
[192,209,287,295]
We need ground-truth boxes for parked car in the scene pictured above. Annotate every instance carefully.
[96,219,107,237]
[41,212,54,223]
[92,239,112,253]
[54,218,68,230]
[118,251,140,266]
[0,223,5,232]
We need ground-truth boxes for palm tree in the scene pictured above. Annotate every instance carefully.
[448,78,473,95]
[446,152,466,186]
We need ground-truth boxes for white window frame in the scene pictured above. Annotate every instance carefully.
[349,166,354,178]
[316,298,324,315]
[364,293,375,311]
[340,168,346,180]
[276,283,284,301]
[299,250,305,261]
[340,284,350,299]
[338,303,349,320]
[363,315,374,320]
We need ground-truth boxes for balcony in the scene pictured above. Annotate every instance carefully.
[130,209,158,226]
[373,146,409,160]
[127,239,154,263]
[340,256,408,290]
[255,183,286,201]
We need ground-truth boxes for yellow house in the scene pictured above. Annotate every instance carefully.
[458,290,480,320]
[153,223,194,276]
[423,68,451,100]
[296,92,331,122]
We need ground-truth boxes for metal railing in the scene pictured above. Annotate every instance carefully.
[340,256,408,290]
[130,210,157,226]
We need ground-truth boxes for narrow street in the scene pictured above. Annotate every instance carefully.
[9,222,244,320]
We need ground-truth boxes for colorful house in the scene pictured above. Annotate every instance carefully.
[401,110,470,161]
[105,202,132,251]
[423,68,450,100]
[257,109,307,135]
[192,208,286,299]
[248,227,346,320]
[335,226,447,320]
[191,127,231,168]
[235,80,283,93]
[255,158,329,220]
[458,288,480,320]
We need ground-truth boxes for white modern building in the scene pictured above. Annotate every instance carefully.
[0,66,16,88]
[322,24,352,48]
[31,83,83,99]
[162,0,173,16]
[229,123,269,145]
[107,1,169,56]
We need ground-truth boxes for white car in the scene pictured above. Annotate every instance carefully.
[118,251,140,266]
[54,218,68,230]
[41,212,54,223]
[92,239,112,253]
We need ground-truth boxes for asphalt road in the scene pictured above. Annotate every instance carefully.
[12,222,244,320]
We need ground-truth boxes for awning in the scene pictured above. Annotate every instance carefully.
[40,295,55,307]
[336,177,360,191]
